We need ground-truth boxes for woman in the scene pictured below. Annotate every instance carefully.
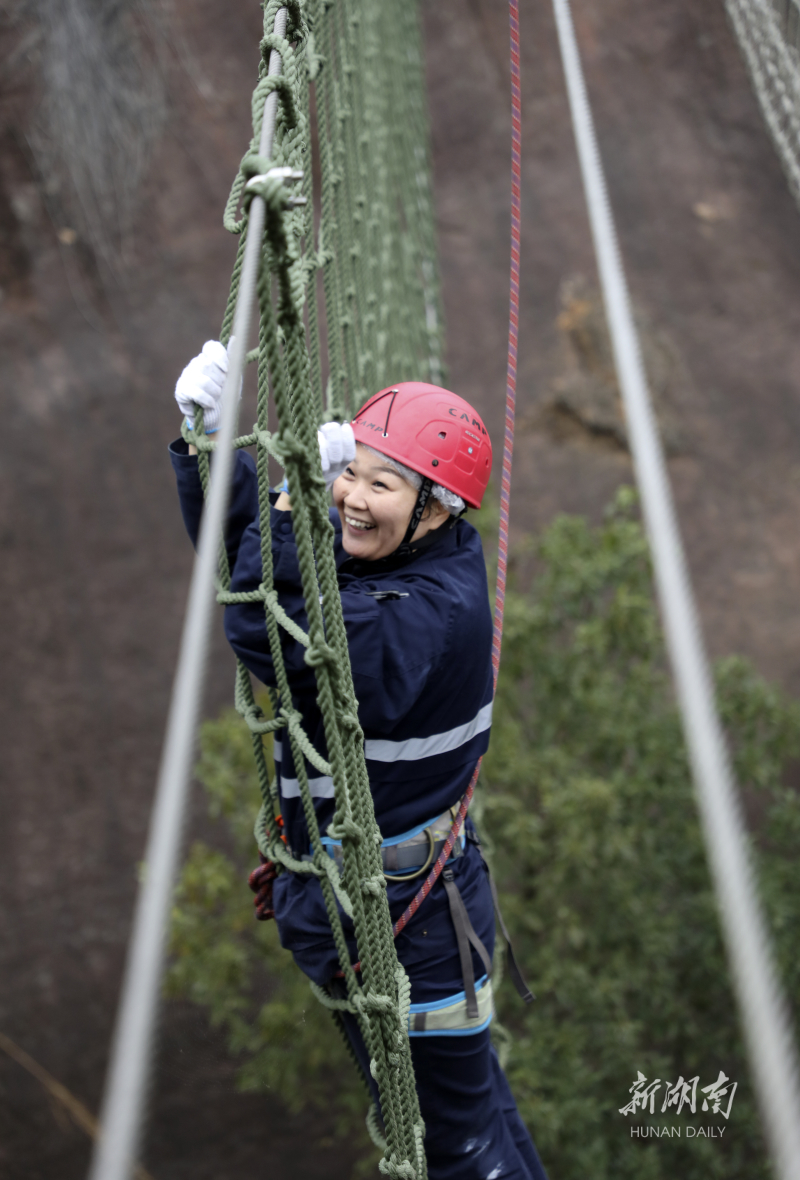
[171,341,548,1180]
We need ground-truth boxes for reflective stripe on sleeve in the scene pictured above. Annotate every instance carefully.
[280,774,335,799]
[275,740,335,799]
[365,702,493,763]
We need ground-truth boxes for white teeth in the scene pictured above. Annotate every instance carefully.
[345,515,374,531]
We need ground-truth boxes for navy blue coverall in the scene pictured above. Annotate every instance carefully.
[171,439,547,1180]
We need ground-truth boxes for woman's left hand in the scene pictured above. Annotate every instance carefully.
[318,421,356,489]
[276,420,355,509]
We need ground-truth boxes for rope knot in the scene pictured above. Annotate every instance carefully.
[326,817,361,845]
[240,152,273,182]
[356,992,394,1015]
[279,430,311,466]
[242,165,306,215]
[241,702,264,725]
[304,639,336,669]
[378,1157,416,1180]
[360,874,386,897]
[260,32,294,65]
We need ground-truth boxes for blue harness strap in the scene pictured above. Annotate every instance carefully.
[318,808,466,877]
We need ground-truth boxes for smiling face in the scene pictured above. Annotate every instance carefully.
[332,443,449,561]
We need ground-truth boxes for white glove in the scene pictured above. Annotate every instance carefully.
[318,421,356,490]
[174,338,241,434]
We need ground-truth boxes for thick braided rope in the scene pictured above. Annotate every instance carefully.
[262,172,423,1176]
[187,1,438,1172]
[310,0,441,418]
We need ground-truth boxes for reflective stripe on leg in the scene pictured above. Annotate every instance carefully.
[407,977,494,1037]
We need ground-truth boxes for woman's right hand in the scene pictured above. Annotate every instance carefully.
[174,338,239,434]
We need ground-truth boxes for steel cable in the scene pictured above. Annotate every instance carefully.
[551,2,800,1175]
[86,12,289,1180]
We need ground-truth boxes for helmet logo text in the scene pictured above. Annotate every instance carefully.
[447,407,487,435]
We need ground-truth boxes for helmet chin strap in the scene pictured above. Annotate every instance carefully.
[399,477,434,551]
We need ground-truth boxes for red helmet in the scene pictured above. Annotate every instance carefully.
[351,382,492,509]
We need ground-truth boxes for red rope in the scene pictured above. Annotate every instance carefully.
[388,0,521,942]
[494,0,521,691]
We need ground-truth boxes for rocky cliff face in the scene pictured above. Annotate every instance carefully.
[1,1,799,1176]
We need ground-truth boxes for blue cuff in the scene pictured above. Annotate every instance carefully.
[185,416,217,436]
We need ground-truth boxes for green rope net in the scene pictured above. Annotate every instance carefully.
[184,2,445,1175]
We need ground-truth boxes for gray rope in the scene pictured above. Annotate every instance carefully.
[551,3,800,1177]
[85,12,289,1180]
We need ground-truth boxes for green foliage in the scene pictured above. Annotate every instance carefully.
[482,489,800,1179]
[166,711,376,1158]
[167,488,800,1179]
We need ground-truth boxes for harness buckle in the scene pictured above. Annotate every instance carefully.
[320,807,465,881]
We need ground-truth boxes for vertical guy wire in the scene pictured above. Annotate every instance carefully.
[86,11,288,1180]
[551,2,800,1176]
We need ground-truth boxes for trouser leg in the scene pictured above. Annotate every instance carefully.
[488,1043,548,1180]
[339,1012,547,1180]
[409,1031,547,1180]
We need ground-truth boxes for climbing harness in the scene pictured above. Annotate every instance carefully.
[408,975,494,1037]
[317,808,466,881]
[551,2,800,1178]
